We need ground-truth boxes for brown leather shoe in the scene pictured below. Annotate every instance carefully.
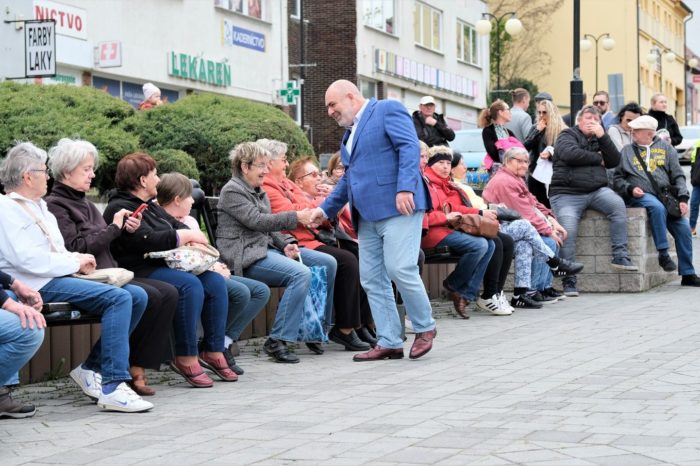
[353,345,404,362]
[129,374,155,396]
[409,328,437,360]
[443,280,469,319]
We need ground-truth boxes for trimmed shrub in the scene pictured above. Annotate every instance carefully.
[0,81,139,193]
[150,148,200,180]
[124,93,314,193]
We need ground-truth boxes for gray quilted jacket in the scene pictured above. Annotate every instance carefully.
[216,175,297,276]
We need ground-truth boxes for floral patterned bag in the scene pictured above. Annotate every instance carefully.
[145,244,220,275]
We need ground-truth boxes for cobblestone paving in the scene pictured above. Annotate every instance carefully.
[3,254,700,465]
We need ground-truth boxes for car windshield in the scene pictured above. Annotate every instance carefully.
[680,127,700,139]
[451,130,485,153]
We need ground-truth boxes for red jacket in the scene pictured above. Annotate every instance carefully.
[482,168,553,235]
[263,175,324,249]
[421,167,480,249]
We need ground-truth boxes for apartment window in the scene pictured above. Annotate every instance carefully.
[215,0,263,20]
[359,80,377,99]
[363,0,395,34]
[456,20,479,66]
[414,2,442,51]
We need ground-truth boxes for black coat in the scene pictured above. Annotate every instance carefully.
[482,124,515,162]
[523,125,547,174]
[103,191,188,276]
[648,109,683,146]
[550,126,621,196]
[412,111,455,147]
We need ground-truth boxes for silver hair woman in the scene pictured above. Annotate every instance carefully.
[0,142,48,190]
[229,141,271,178]
[47,138,98,180]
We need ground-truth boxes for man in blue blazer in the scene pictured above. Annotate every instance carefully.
[312,80,436,361]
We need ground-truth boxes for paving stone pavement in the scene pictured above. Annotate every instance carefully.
[3,241,700,465]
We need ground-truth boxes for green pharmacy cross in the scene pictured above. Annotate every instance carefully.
[279,81,301,105]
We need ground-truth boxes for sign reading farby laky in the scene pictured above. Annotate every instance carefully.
[33,0,87,40]
[25,20,56,77]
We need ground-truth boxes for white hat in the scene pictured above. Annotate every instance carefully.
[628,115,658,131]
[142,82,161,100]
[419,96,436,106]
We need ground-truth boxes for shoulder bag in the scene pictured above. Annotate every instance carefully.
[631,145,682,219]
[447,213,499,239]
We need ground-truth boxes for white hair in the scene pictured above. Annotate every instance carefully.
[0,141,48,189]
[48,138,98,181]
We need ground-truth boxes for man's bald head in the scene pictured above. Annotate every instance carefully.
[325,80,365,128]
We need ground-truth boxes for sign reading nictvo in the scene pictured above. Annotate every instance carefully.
[168,51,231,87]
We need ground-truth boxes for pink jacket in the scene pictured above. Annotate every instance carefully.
[482,168,554,236]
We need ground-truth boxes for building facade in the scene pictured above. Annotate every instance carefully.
[519,0,691,122]
[1,0,289,108]
[288,0,490,156]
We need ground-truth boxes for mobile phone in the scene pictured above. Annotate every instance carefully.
[132,203,148,217]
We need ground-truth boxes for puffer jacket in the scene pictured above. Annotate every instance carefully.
[612,138,689,203]
[550,126,620,196]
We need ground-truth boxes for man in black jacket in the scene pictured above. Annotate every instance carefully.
[412,96,455,147]
[550,105,637,297]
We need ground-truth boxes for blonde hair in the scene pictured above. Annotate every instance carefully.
[537,100,567,146]
[229,142,270,177]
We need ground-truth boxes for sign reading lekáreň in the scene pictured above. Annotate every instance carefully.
[25,20,56,77]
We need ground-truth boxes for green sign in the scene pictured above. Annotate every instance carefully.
[169,51,231,87]
[279,80,300,104]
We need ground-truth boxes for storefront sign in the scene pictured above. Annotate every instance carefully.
[33,0,87,40]
[94,41,122,68]
[223,20,265,52]
[168,51,231,87]
[25,20,56,77]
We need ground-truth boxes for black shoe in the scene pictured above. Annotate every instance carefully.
[658,254,677,272]
[542,287,565,300]
[510,294,543,309]
[263,338,300,363]
[223,346,244,375]
[305,342,325,355]
[551,258,584,277]
[681,275,700,287]
[356,326,378,348]
[611,256,638,271]
[329,327,371,351]
[531,291,558,305]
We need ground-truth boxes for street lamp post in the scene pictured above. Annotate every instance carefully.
[475,12,523,93]
[580,33,615,91]
[646,46,675,92]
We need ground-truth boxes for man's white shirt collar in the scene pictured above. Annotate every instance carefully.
[346,99,369,154]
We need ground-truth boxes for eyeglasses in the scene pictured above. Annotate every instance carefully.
[29,168,50,176]
[249,162,268,170]
[300,170,320,179]
[512,158,529,164]
[332,166,345,172]
[593,100,607,106]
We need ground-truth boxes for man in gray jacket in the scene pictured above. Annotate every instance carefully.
[612,115,700,286]
[505,88,532,142]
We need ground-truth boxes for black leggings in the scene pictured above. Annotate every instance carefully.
[129,278,178,369]
[336,239,373,326]
[481,232,514,299]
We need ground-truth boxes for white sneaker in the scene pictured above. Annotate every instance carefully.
[404,318,415,334]
[476,295,512,315]
[70,365,102,400]
[499,291,515,313]
[97,383,154,413]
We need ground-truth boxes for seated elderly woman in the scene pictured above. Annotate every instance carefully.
[612,115,700,286]
[45,138,178,396]
[104,153,235,387]
[216,142,330,363]
[482,147,580,302]
[156,172,271,373]
[260,139,370,352]
[1,271,45,419]
[0,142,152,413]
[320,151,344,186]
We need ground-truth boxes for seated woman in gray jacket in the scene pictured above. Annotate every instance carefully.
[216,142,337,364]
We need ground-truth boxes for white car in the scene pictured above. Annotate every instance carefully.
[676,126,700,165]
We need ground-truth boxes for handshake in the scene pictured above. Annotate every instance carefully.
[296,207,326,228]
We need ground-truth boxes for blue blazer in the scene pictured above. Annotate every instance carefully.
[321,98,430,226]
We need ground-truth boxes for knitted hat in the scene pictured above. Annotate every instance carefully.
[427,151,453,167]
[142,82,161,100]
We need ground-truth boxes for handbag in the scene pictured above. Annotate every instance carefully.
[297,261,329,343]
[72,268,134,287]
[448,213,499,239]
[145,244,220,275]
[306,226,337,246]
[494,206,522,222]
[631,145,682,219]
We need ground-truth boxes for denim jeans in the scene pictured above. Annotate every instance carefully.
[244,248,336,342]
[629,193,696,275]
[148,268,228,356]
[690,186,700,230]
[438,231,494,302]
[501,220,555,289]
[358,212,435,349]
[551,187,630,287]
[224,276,270,341]
[0,302,45,386]
[532,236,558,290]
[39,277,143,384]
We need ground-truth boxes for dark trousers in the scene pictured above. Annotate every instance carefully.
[481,232,514,298]
[528,177,551,209]
[335,240,373,326]
[316,244,363,329]
[129,278,178,368]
